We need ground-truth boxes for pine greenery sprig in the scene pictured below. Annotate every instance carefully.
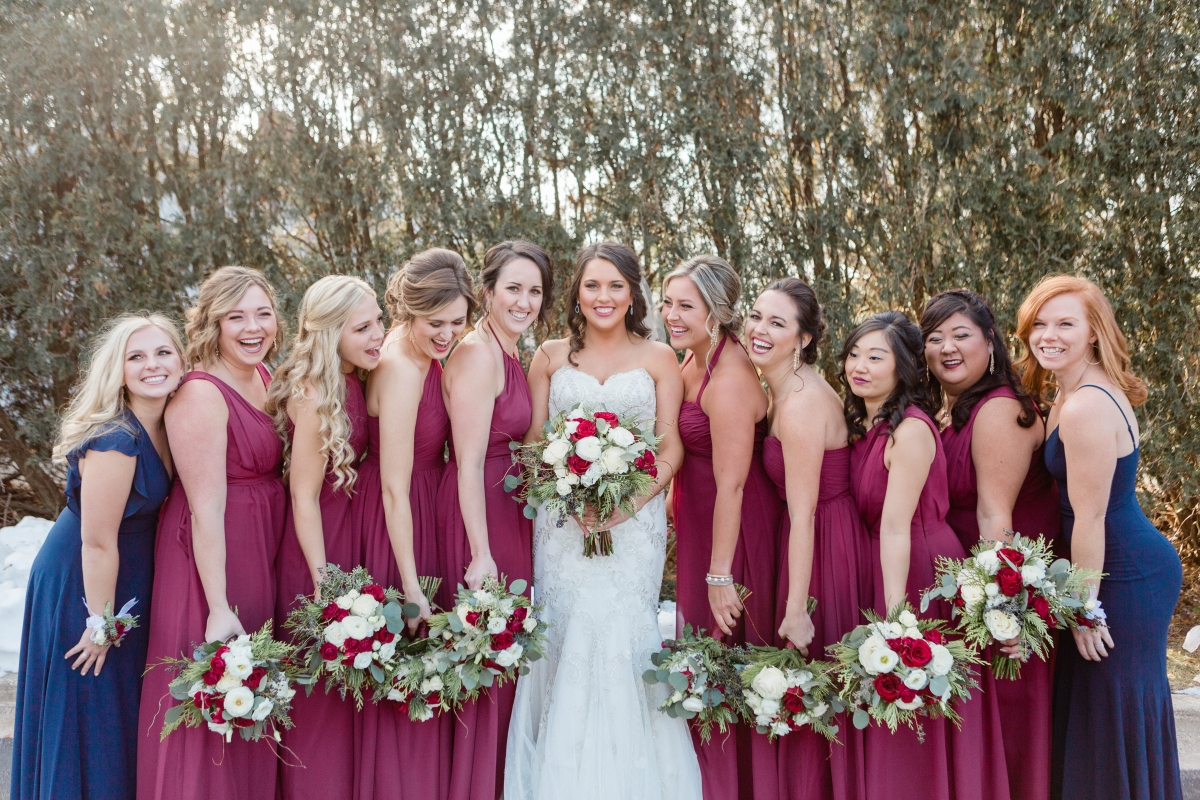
[642,623,745,743]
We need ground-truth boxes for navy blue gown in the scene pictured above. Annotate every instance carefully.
[1046,385,1183,800]
[11,413,170,800]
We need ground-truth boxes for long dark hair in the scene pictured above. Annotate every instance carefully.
[765,277,826,366]
[838,310,933,442]
[920,289,1038,431]
[566,241,650,365]
[479,240,555,329]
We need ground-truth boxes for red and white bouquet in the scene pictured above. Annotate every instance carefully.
[383,641,460,722]
[921,533,1100,679]
[508,405,659,556]
[160,623,298,742]
[829,604,979,736]
[737,646,841,741]
[643,624,743,743]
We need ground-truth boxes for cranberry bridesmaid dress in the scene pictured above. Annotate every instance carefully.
[942,386,1060,800]
[849,405,1010,800]
[673,336,784,800]
[437,330,533,800]
[354,360,453,800]
[136,365,288,800]
[276,372,369,800]
[763,439,870,800]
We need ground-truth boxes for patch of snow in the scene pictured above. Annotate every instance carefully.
[657,600,676,642]
[1175,685,1200,697]
[0,517,54,672]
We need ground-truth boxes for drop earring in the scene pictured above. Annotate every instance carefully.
[575,303,580,314]
[793,348,801,372]
[989,350,995,375]
[709,320,720,353]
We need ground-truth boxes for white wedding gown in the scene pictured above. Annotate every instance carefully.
[504,366,703,800]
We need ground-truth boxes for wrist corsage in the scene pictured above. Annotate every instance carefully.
[1074,597,1107,629]
[84,598,139,647]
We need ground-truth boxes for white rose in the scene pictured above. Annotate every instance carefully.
[976,548,1001,575]
[984,609,1022,642]
[608,427,636,448]
[335,594,355,610]
[495,649,517,668]
[960,584,985,609]
[1021,561,1047,585]
[215,672,243,694]
[414,705,434,722]
[864,646,899,675]
[770,721,792,737]
[353,651,374,670]
[523,617,537,632]
[574,436,603,462]
[505,643,524,662]
[566,473,580,486]
[750,666,789,701]
[896,695,924,711]
[568,406,588,420]
[227,639,252,659]
[681,696,705,713]
[760,698,780,715]
[810,702,828,717]
[858,635,887,670]
[208,720,232,736]
[581,462,603,487]
[386,688,404,702]
[984,582,1000,598]
[323,621,347,649]
[251,698,274,722]
[379,642,397,661]
[487,615,507,634]
[599,447,629,475]
[556,478,573,496]
[745,691,763,713]
[903,669,928,691]
[473,590,495,606]
[223,686,255,718]
[342,615,371,640]
[543,438,572,465]
[223,653,252,680]
[929,644,954,677]
[755,714,774,727]
[898,609,918,628]
[888,622,905,637]
[350,594,378,617]
[426,675,444,692]
[904,627,923,639]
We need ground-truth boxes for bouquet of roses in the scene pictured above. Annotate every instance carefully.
[84,598,138,647]
[920,533,1100,679]
[426,575,548,697]
[642,623,744,743]
[160,622,298,743]
[737,646,842,741]
[507,405,660,556]
[829,604,979,736]
[383,639,462,722]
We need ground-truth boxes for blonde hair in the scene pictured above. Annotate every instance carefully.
[663,254,743,338]
[185,266,282,366]
[384,248,478,328]
[55,314,185,459]
[266,275,376,492]
[1016,274,1148,406]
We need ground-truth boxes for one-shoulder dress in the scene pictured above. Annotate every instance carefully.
[763,438,869,800]
[850,405,1010,800]
[673,335,783,800]
[942,386,1060,800]
[437,332,534,800]
[12,413,170,800]
[136,366,288,800]
[1046,385,1182,800]
[355,360,453,800]
[276,371,369,800]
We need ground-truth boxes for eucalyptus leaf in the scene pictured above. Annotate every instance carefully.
[853,709,870,730]
[509,579,528,595]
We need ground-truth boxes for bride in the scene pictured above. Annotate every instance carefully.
[504,242,703,799]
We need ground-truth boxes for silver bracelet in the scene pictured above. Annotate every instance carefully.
[705,573,734,587]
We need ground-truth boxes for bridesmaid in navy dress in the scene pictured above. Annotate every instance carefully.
[12,314,184,800]
[1016,275,1182,800]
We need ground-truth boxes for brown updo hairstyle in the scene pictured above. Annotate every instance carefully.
[566,241,651,365]
[765,277,826,366]
[185,266,282,366]
[478,240,555,328]
[384,247,478,328]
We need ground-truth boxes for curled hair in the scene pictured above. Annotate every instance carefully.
[838,310,934,442]
[266,275,377,493]
[1016,275,1147,406]
[185,266,282,366]
[384,248,478,329]
[920,289,1038,431]
[479,240,555,328]
[566,241,651,366]
[765,277,826,366]
[55,314,185,459]
[664,254,743,344]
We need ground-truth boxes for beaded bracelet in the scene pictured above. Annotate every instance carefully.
[705,573,734,587]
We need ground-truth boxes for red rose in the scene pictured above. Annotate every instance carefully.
[465,611,481,627]
[925,629,945,645]
[885,638,909,662]
[203,670,220,686]
[512,606,528,622]
[1031,595,1052,624]
[593,411,620,427]
[647,465,658,479]
[952,593,965,608]
[506,616,524,633]
[996,567,1023,597]
[214,645,230,658]
[903,638,933,668]
[375,628,395,644]
[571,419,598,441]
[363,584,386,602]
[114,622,127,636]
[782,687,806,714]
[234,717,254,728]
[491,631,515,651]
[320,642,339,660]
[210,707,225,724]
[898,685,916,704]
[427,691,442,706]
[567,454,590,475]
[998,548,1026,568]
[247,666,268,689]
[209,656,226,677]
[193,691,211,709]
[322,602,341,620]
[873,673,903,702]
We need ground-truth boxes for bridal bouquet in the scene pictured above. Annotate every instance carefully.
[737,646,842,741]
[507,405,660,556]
[920,533,1099,679]
[426,575,547,697]
[643,624,744,743]
[160,623,298,743]
[829,605,978,736]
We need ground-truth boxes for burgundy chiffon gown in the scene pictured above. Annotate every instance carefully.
[437,331,533,800]
[354,360,453,800]
[849,405,1010,800]
[673,336,784,800]
[941,386,1060,800]
[763,438,870,800]
[136,365,287,800]
[276,372,368,800]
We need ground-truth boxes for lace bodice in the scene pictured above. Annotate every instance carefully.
[548,365,658,426]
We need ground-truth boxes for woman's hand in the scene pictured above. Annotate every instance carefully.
[708,583,743,638]
[996,636,1024,660]
[464,553,498,591]
[404,590,433,636]
[777,606,815,656]
[205,606,247,643]
[64,629,110,677]
[1072,624,1114,662]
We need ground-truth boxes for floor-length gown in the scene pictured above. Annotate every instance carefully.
[354,360,452,800]
[850,405,1010,800]
[12,413,170,800]
[673,336,784,800]
[276,372,368,800]
[1046,385,1182,800]
[136,365,287,800]
[942,386,1060,800]
[437,328,534,800]
[763,438,869,800]
[505,365,703,800]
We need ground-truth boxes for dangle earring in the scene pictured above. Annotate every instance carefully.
[574,303,580,314]
[989,349,995,375]
[709,320,720,353]
[793,348,801,372]
[628,303,634,316]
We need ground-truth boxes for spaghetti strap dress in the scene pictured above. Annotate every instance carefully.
[437,327,533,800]
[1046,385,1182,800]
[12,413,170,800]
[763,439,869,800]
[849,405,1010,800]
[276,371,369,800]
[941,386,1061,800]
[136,365,288,800]
[673,335,783,800]
[355,359,453,800]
